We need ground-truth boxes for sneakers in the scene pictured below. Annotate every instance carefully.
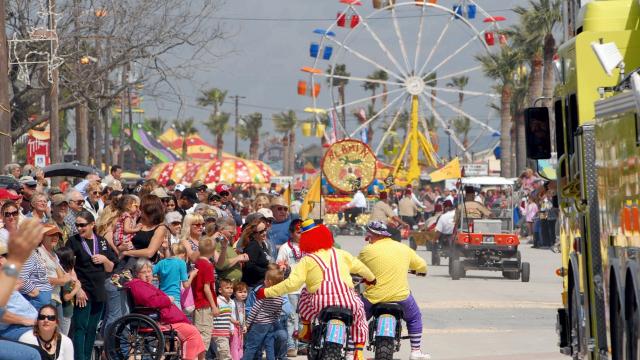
[409,350,432,360]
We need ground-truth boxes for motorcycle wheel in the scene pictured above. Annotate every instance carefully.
[374,337,395,360]
[321,342,345,360]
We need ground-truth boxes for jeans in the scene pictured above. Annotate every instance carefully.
[101,278,124,336]
[0,339,41,360]
[24,290,52,311]
[243,322,287,360]
[0,324,31,340]
[286,294,300,350]
[72,300,104,360]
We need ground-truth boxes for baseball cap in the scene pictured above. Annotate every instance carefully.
[215,184,231,195]
[0,188,20,201]
[244,212,265,225]
[191,180,207,191]
[42,224,62,237]
[208,193,221,202]
[165,211,183,224]
[19,176,37,187]
[151,187,170,199]
[51,194,68,206]
[175,184,186,192]
[257,208,275,220]
[181,188,199,204]
[270,197,289,209]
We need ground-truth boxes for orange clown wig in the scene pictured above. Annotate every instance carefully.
[298,219,334,254]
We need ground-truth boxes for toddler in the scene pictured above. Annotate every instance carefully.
[153,243,198,309]
[212,279,238,360]
[230,282,248,360]
[113,195,142,250]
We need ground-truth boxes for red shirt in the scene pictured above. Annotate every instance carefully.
[193,258,216,309]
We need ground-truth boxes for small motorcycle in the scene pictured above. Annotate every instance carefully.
[368,302,405,360]
[307,306,354,360]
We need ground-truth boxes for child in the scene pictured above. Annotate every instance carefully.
[212,279,238,360]
[153,243,198,309]
[56,246,81,336]
[276,219,304,357]
[192,237,219,351]
[242,268,288,360]
[113,195,142,249]
[230,282,248,360]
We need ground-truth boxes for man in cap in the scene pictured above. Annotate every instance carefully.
[458,185,491,219]
[269,197,298,258]
[19,176,38,215]
[50,194,70,244]
[177,187,199,217]
[358,221,430,360]
[0,188,21,209]
[165,179,176,193]
[64,189,86,237]
[150,187,171,211]
[191,180,208,203]
[215,184,242,226]
[369,192,408,241]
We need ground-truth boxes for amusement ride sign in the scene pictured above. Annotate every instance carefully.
[321,139,377,193]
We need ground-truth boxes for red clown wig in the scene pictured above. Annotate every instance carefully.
[299,219,334,254]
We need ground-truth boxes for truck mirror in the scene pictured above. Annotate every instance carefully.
[524,107,552,160]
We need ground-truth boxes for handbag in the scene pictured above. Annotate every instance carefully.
[181,286,195,314]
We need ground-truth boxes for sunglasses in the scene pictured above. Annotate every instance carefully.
[3,210,19,218]
[171,221,181,226]
[75,222,90,228]
[91,191,99,195]
[71,200,84,205]
[37,314,56,321]
[191,223,204,227]
[219,191,230,197]
[257,230,267,235]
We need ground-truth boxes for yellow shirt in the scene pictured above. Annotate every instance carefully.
[264,248,375,298]
[358,238,427,304]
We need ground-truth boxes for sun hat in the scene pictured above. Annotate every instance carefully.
[366,221,392,237]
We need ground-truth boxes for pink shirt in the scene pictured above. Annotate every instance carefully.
[524,202,538,222]
[114,212,135,246]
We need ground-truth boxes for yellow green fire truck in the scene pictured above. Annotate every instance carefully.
[524,1,640,359]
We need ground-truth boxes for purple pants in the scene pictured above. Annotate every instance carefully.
[361,293,423,336]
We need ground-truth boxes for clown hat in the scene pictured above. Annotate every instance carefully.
[299,218,334,253]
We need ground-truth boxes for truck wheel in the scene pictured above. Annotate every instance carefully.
[431,250,441,266]
[521,262,530,282]
[374,337,395,360]
[321,342,344,360]
[451,260,463,280]
[409,237,417,251]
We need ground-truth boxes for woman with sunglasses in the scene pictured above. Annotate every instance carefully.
[68,210,116,360]
[37,225,71,329]
[240,221,271,289]
[82,181,104,219]
[0,200,20,247]
[180,213,209,262]
[19,304,74,360]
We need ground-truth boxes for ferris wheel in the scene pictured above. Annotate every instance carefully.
[297,0,505,184]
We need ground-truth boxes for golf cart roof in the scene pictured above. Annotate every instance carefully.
[460,176,515,186]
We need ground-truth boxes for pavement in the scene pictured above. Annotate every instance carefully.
[289,235,567,360]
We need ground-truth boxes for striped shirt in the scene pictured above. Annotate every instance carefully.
[246,293,284,327]
[212,296,235,337]
[19,251,54,294]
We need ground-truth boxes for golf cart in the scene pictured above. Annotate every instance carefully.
[448,177,529,282]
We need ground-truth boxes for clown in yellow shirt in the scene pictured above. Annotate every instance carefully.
[257,219,375,360]
[358,221,431,360]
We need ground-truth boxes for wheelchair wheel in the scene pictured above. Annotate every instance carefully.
[105,313,165,360]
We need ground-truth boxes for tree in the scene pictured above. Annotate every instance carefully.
[143,117,168,138]
[205,113,230,159]
[362,70,388,143]
[272,110,298,176]
[197,88,228,118]
[327,64,350,132]
[446,76,470,149]
[511,73,530,174]
[238,112,262,160]
[477,47,521,178]
[174,118,197,159]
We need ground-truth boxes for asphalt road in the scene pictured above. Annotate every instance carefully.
[310,236,567,360]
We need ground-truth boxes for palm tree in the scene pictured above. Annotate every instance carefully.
[511,73,530,174]
[272,110,298,175]
[143,117,168,137]
[238,112,263,160]
[173,118,198,159]
[327,64,350,131]
[446,76,470,149]
[477,47,521,177]
[197,88,228,117]
[205,112,231,159]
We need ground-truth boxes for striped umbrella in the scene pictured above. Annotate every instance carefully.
[148,161,200,185]
[194,159,276,184]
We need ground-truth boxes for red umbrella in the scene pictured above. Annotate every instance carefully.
[483,16,506,23]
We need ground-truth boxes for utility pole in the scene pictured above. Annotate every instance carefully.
[230,94,246,156]
[118,63,127,167]
[0,0,11,168]
[48,0,60,164]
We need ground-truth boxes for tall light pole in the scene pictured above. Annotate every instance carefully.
[229,94,245,156]
[0,0,12,168]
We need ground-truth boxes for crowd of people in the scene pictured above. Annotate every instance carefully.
[0,163,433,360]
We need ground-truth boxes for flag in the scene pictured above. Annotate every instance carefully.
[300,175,321,219]
[282,183,292,208]
[429,158,462,182]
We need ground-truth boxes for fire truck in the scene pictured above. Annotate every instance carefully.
[524,1,640,359]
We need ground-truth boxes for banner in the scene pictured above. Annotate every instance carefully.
[27,129,50,167]
[321,139,377,193]
[429,157,461,182]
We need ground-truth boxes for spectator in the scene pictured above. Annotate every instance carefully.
[68,210,116,360]
[82,181,104,219]
[50,194,71,245]
[103,165,123,192]
[27,192,49,223]
[268,197,297,257]
[192,238,220,353]
[139,179,160,199]
[165,195,178,213]
[19,176,38,215]
[4,163,21,179]
[36,225,69,327]
[165,179,176,192]
[19,223,55,309]
[177,188,199,216]
[0,200,20,248]
[215,217,249,283]
[253,193,271,211]
[113,195,142,251]
[0,188,21,210]
[165,211,183,245]
[55,247,80,336]
[120,195,167,262]
[216,184,242,226]
[127,258,207,360]
[63,190,85,237]
[241,222,271,289]
[422,186,436,219]
[180,213,206,262]
[19,304,74,360]
[153,243,198,309]
[398,189,420,228]
[73,173,101,198]
[191,180,209,203]
[230,282,248,360]
[95,194,124,255]
[212,278,237,360]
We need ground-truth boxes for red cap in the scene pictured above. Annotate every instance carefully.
[215,184,231,194]
[0,188,20,201]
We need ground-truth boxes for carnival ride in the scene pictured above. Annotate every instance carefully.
[299,0,503,186]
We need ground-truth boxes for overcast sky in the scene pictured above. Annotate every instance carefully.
[142,0,530,162]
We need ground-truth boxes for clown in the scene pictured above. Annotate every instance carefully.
[257,219,375,359]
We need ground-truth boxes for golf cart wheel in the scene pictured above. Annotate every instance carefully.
[521,262,531,282]
[451,260,463,280]
[431,250,440,266]
[409,237,417,251]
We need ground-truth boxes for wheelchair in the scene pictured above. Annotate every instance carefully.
[104,288,182,360]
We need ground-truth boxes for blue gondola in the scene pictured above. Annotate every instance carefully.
[453,5,463,19]
[310,43,320,58]
[323,46,334,60]
[467,4,477,19]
